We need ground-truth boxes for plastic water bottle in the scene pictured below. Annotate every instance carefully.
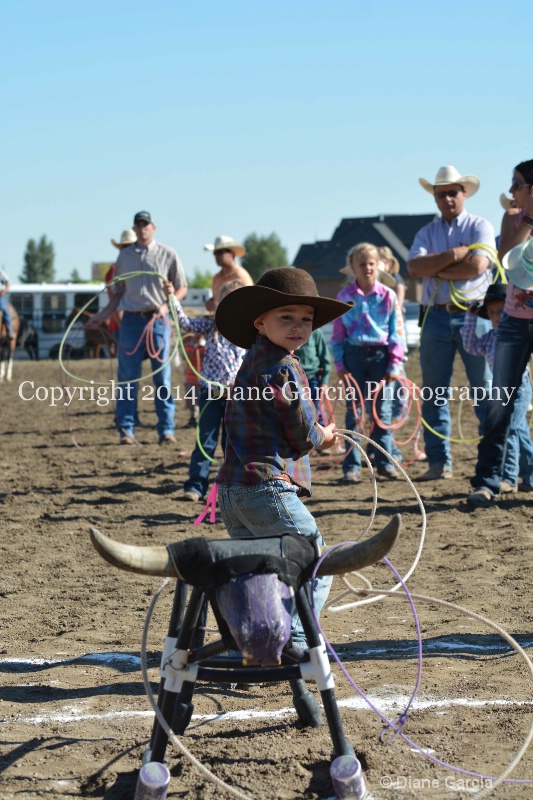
[330,754,366,799]
[133,762,171,800]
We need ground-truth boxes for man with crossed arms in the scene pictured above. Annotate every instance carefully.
[407,166,495,481]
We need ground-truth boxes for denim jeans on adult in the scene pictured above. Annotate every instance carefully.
[501,372,533,486]
[419,307,491,468]
[342,343,394,474]
[473,313,533,494]
[116,313,175,437]
[184,387,227,498]
[217,480,332,645]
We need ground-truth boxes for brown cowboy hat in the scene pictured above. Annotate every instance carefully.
[215,268,353,349]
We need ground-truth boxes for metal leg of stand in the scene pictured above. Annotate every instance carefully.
[146,580,191,762]
[149,585,207,763]
[295,585,353,755]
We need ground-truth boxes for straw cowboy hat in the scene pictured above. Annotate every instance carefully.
[204,235,246,258]
[419,166,480,198]
[502,240,533,291]
[215,268,353,349]
[111,229,137,249]
[339,262,397,290]
[500,193,515,211]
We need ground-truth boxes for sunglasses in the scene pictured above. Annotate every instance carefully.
[435,189,461,199]
[510,180,532,191]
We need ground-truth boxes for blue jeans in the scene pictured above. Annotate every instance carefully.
[473,314,533,493]
[342,343,394,473]
[0,296,13,336]
[501,373,533,486]
[185,388,227,498]
[419,308,491,468]
[217,480,332,645]
[116,313,175,438]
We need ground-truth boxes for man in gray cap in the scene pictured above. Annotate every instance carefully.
[407,166,495,481]
[89,211,187,445]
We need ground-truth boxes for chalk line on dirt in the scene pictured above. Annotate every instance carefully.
[4,694,529,728]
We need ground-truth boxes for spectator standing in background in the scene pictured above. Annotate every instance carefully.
[88,211,187,445]
[407,165,495,481]
[469,158,533,506]
[204,235,253,308]
[331,242,404,482]
[297,328,331,424]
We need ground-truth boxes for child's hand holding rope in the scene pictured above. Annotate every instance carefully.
[316,421,338,451]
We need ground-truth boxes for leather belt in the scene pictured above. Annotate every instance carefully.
[271,473,292,484]
[124,310,156,318]
[432,303,464,314]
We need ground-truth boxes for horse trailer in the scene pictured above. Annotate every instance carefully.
[7,283,108,360]
[7,283,212,360]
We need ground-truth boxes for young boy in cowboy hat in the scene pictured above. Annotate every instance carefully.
[214,268,353,644]
[462,282,533,505]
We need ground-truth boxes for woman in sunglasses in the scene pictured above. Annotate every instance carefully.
[498,161,533,261]
[469,159,533,506]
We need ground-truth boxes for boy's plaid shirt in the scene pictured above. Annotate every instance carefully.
[217,335,325,496]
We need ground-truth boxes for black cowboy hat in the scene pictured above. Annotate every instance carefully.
[477,283,507,319]
[215,268,354,349]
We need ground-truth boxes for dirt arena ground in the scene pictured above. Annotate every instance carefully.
[2,355,533,800]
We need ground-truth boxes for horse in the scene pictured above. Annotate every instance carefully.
[17,319,39,360]
[0,303,20,382]
[65,308,116,359]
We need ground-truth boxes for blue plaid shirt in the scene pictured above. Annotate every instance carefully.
[217,335,325,496]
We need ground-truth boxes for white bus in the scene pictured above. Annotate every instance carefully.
[7,283,212,360]
[8,283,107,360]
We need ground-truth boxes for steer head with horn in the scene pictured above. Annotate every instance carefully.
[90,515,400,666]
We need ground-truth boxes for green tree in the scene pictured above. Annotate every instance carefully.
[20,236,55,283]
[188,267,214,288]
[69,269,85,283]
[241,233,288,282]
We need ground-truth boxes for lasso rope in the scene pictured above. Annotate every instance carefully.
[59,271,181,386]
[139,423,533,797]
[322,583,533,797]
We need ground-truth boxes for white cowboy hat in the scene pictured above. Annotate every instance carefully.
[500,193,514,211]
[111,229,137,249]
[339,262,397,289]
[419,165,480,198]
[502,239,533,290]
[204,235,245,258]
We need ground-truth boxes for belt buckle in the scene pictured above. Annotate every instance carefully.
[446,303,459,313]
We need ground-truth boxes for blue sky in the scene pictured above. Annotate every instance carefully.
[2,0,531,282]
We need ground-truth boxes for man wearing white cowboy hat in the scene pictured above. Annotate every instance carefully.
[204,235,253,306]
[407,165,496,481]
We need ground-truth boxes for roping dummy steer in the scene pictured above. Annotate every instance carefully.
[90,514,400,796]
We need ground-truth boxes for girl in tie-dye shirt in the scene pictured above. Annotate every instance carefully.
[330,242,404,481]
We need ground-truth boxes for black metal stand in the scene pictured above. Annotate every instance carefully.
[144,576,354,767]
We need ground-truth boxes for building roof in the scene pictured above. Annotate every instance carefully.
[293,213,436,279]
